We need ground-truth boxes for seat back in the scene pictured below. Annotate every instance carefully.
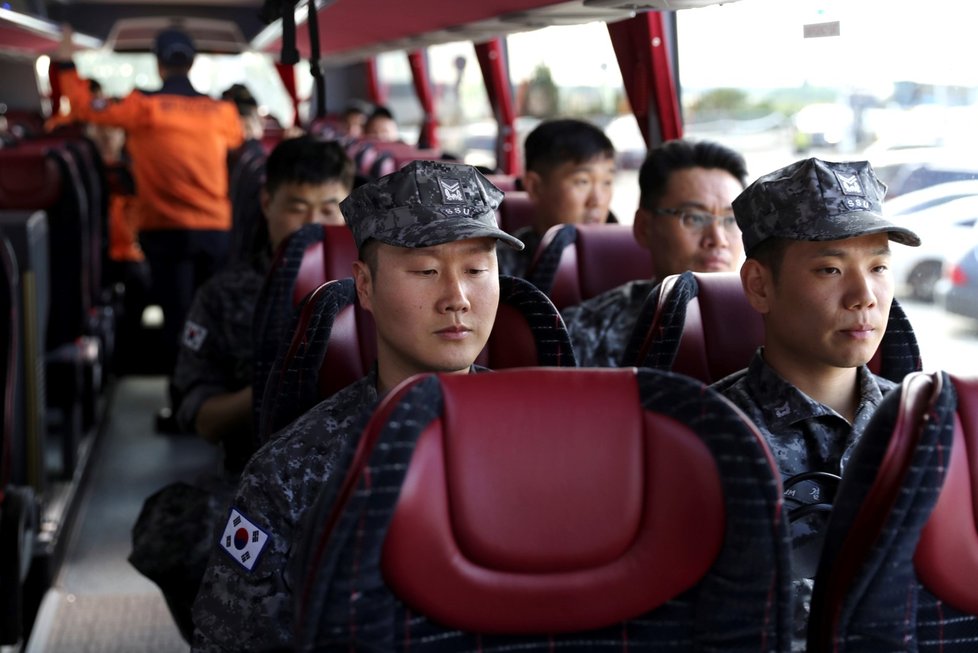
[808,372,978,651]
[528,223,654,310]
[0,236,17,492]
[257,275,577,442]
[252,224,359,432]
[225,140,268,267]
[0,142,93,350]
[627,270,921,384]
[497,190,535,234]
[294,367,792,650]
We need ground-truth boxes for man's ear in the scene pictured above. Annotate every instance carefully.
[259,187,271,218]
[352,260,374,314]
[522,170,543,201]
[633,208,651,249]
[741,258,772,314]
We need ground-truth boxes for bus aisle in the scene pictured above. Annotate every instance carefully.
[24,376,218,653]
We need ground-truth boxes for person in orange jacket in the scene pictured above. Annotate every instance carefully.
[54,26,244,429]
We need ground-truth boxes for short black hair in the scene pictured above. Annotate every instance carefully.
[265,136,355,195]
[523,118,615,175]
[747,236,791,282]
[222,83,259,117]
[638,139,749,210]
[367,105,395,122]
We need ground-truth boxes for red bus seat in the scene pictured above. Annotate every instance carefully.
[497,190,534,235]
[528,223,654,310]
[252,223,358,436]
[485,173,518,192]
[258,275,576,441]
[294,367,792,650]
[0,234,36,645]
[626,270,922,384]
[808,372,978,650]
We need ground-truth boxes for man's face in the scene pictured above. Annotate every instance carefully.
[262,180,350,251]
[633,166,744,280]
[353,238,500,389]
[365,116,399,142]
[524,155,616,233]
[752,233,894,379]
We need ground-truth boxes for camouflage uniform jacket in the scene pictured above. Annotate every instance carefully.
[172,258,267,433]
[496,226,540,279]
[191,369,380,653]
[561,279,657,367]
[711,349,896,651]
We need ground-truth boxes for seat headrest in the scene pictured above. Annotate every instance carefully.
[381,369,726,633]
[915,375,978,614]
[0,147,63,211]
[546,224,652,310]
[675,272,763,383]
[498,190,535,234]
[292,224,359,305]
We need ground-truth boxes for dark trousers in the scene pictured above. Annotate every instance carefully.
[140,230,229,392]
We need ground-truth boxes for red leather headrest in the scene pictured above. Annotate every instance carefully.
[549,224,652,310]
[292,225,358,306]
[318,303,377,398]
[480,303,538,369]
[382,369,725,633]
[915,375,978,614]
[673,272,764,383]
[485,174,517,192]
[498,191,535,235]
[0,147,62,210]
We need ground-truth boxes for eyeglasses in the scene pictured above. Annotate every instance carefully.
[653,208,740,233]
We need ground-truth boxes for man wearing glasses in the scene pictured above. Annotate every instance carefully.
[562,139,749,366]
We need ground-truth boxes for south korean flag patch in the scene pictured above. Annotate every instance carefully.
[220,508,269,572]
[182,320,208,352]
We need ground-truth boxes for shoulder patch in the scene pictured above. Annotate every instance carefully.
[219,508,269,571]
[182,320,208,351]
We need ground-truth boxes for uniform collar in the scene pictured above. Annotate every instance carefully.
[745,348,879,430]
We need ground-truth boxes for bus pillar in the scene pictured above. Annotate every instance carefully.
[475,38,519,176]
[407,50,439,150]
[607,12,683,148]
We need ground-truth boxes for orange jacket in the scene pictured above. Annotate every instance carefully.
[57,63,244,232]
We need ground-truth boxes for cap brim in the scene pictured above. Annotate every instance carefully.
[813,211,921,248]
[376,213,525,251]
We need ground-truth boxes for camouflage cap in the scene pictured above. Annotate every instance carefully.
[734,157,920,254]
[340,160,524,251]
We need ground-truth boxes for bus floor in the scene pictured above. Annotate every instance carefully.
[24,376,222,653]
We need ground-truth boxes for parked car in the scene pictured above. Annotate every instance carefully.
[936,229,978,322]
[888,195,978,301]
[869,145,978,199]
[883,179,978,218]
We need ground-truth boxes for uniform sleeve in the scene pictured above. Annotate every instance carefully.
[172,280,240,433]
[191,450,297,652]
[57,63,149,131]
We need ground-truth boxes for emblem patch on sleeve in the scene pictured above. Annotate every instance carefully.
[182,320,208,351]
[219,508,269,571]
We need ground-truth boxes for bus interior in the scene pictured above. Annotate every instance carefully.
[2,0,978,650]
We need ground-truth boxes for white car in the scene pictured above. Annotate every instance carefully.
[888,195,978,301]
[883,179,978,218]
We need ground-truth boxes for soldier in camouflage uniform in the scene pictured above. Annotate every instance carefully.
[129,136,355,642]
[497,118,616,278]
[709,157,921,650]
[191,160,523,653]
[562,139,748,366]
